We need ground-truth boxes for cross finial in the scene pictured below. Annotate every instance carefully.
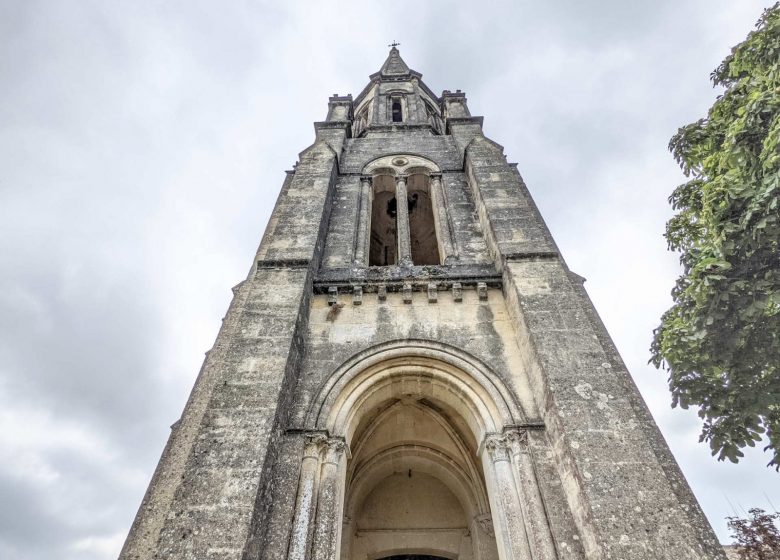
[388,41,401,49]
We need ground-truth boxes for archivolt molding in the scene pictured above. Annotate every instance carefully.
[306,339,526,443]
[362,153,441,176]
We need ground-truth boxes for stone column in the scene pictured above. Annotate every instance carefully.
[394,174,412,266]
[353,176,373,266]
[312,439,348,560]
[288,434,327,560]
[482,434,533,560]
[506,429,557,560]
[429,173,456,263]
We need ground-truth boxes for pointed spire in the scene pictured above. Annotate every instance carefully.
[379,46,410,76]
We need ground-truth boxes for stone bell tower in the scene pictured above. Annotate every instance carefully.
[120,47,727,560]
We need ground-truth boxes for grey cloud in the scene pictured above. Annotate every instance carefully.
[1,1,777,558]
[0,471,70,549]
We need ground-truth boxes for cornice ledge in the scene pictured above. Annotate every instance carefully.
[314,120,351,131]
[503,251,559,263]
[364,123,438,133]
[256,258,311,270]
[445,116,484,133]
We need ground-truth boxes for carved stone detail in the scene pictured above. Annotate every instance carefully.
[322,438,348,464]
[474,514,495,538]
[303,433,328,458]
[352,285,363,306]
[402,282,413,304]
[505,428,529,454]
[427,282,438,303]
[484,433,511,462]
[452,282,463,302]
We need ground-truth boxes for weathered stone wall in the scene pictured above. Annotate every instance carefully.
[340,134,463,173]
[120,135,342,559]
[502,260,724,559]
[257,289,585,560]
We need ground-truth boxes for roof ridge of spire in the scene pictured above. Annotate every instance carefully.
[379,46,411,76]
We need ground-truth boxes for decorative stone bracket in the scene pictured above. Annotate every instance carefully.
[317,281,495,304]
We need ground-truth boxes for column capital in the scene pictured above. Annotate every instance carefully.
[505,427,530,454]
[303,433,328,458]
[484,433,511,462]
[322,438,349,464]
[429,172,443,180]
[394,174,408,183]
[359,174,373,184]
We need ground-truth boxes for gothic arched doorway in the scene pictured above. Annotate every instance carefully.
[291,341,557,560]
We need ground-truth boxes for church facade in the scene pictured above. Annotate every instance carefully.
[120,48,726,560]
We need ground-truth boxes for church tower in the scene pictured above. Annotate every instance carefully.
[120,48,727,560]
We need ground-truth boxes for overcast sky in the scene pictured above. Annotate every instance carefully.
[1,1,778,559]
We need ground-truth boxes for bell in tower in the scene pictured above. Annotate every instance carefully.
[120,47,728,560]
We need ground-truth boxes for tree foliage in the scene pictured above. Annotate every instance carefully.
[651,4,780,467]
[728,508,780,560]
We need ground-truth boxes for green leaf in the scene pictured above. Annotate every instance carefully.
[652,2,780,470]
